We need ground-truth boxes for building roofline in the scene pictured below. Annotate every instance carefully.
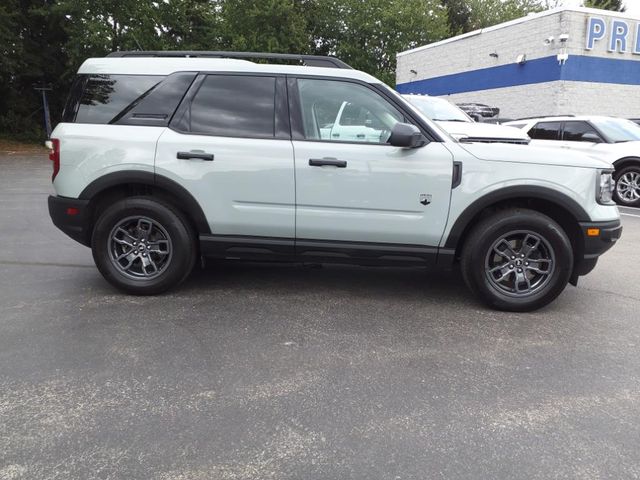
[397,6,640,58]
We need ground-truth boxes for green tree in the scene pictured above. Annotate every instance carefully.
[440,0,472,33]
[443,0,545,33]
[220,0,310,53]
[584,0,625,11]
[0,0,69,140]
[307,0,449,85]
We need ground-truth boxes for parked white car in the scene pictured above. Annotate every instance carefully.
[47,51,621,311]
[505,116,640,207]
[403,94,530,145]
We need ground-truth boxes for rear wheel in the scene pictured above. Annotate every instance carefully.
[614,164,640,207]
[92,197,196,295]
[461,208,573,311]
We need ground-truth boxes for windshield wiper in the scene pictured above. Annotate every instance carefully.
[433,118,467,122]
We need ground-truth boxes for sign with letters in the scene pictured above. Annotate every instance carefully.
[586,16,640,54]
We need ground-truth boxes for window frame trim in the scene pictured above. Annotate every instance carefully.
[168,71,290,140]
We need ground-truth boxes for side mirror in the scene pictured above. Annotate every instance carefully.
[388,122,427,148]
[582,132,603,143]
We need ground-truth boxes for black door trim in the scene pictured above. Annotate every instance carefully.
[199,234,446,267]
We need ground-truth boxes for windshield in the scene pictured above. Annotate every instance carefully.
[591,118,640,143]
[404,95,472,123]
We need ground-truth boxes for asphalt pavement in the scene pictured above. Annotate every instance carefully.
[1,153,640,480]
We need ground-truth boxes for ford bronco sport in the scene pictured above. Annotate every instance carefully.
[48,51,621,311]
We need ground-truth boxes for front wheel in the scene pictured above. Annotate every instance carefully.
[614,164,640,207]
[92,197,196,295]
[461,209,573,312]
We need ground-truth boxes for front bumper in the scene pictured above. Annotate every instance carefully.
[48,195,91,246]
[572,219,622,279]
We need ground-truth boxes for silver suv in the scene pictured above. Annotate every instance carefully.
[48,51,621,311]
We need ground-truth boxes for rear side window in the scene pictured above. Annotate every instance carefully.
[528,122,561,140]
[74,75,164,124]
[180,75,276,138]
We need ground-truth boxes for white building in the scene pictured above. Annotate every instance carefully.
[396,7,640,119]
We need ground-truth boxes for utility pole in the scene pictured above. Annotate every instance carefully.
[33,83,53,138]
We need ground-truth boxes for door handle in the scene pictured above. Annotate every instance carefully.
[309,158,347,168]
[177,151,214,161]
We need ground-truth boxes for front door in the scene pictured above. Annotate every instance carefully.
[290,77,453,259]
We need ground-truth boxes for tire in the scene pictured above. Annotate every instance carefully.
[461,208,573,312]
[613,164,640,207]
[91,197,197,295]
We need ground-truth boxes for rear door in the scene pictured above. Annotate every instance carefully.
[155,73,295,247]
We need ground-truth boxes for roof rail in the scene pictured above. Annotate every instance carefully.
[106,51,353,69]
[513,114,576,121]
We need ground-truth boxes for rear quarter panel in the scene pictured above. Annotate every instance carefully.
[52,123,165,198]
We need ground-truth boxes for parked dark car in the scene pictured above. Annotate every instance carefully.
[457,102,500,120]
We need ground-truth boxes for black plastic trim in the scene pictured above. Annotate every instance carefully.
[48,195,92,246]
[578,219,622,259]
[200,234,295,261]
[612,156,640,168]
[199,234,444,267]
[296,238,439,266]
[452,161,462,189]
[78,171,211,234]
[444,186,591,249]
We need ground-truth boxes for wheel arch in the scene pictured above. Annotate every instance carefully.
[79,171,211,236]
[613,156,640,172]
[444,186,589,259]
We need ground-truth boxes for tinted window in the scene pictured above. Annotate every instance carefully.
[528,122,561,140]
[297,79,403,144]
[75,75,164,124]
[186,75,275,138]
[114,72,196,127]
[562,121,601,142]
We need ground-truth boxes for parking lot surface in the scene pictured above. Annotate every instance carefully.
[2,153,640,480]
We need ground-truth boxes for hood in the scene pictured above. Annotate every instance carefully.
[437,121,530,144]
[528,139,640,164]
[459,142,614,169]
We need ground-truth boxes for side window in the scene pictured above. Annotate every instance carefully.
[562,121,602,142]
[74,75,165,124]
[184,75,276,138]
[528,122,561,140]
[297,78,404,144]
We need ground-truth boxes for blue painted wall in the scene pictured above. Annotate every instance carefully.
[396,55,640,95]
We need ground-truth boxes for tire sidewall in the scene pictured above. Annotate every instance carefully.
[465,211,573,311]
[92,197,195,295]
[614,164,640,207]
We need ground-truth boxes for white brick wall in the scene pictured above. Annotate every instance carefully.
[396,8,640,119]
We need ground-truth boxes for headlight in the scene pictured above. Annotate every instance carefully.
[597,170,615,205]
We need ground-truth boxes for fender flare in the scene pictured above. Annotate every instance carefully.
[443,185,590,249]
[613,156,640,172]
[79,170,211,234]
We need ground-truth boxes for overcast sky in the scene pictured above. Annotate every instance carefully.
[560,0,640,15]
